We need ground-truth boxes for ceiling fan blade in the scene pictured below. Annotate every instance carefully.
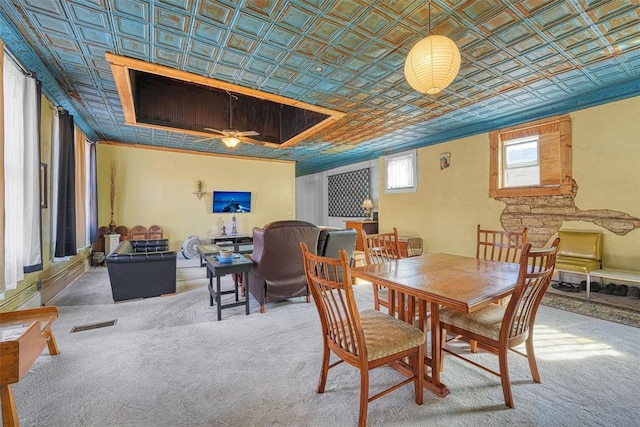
[204,127,226,135]
[237,130,260,137]
[195,136,216,143]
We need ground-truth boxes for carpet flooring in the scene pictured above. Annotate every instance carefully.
[5,258,640,426]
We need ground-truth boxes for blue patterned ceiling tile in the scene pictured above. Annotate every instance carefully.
[576,49,611,65]
[80,27,114,47]
[260,75,288,92]
[120,37,150,56]
[529,2,576,30]
[245,0,280,17]
[235,12,269,37]
[357,8,393,36]
[280,52,312,69]
[32,13,73,36]
[457,0,504,23]
[523,44,561,63]
[506,66,537,80]
[361,41,395,61]
[509,34,547,54]
[218,48,248,68]
[480,8,519,33]
[44,33,81,53]
[227,32,258,53]
[114,16,149,39]
[198,1,232,25]
[67,2,107,27]
[603,19,640,44]
[546,16,591,40]
[586,1,637,22]
[240,70,265,86]
[155,28,186,49]
[270,67,300,84]
[279,3,315,31]
[154,46,183,66]
[155,6,189,31]
[185,55,213,74]
[309,17,343,42]
[246,57,274,74]
[495,21,532,45]
[327,0,369,21]
[320,47,349,65]
[253,42,286,63]
[192,19,224,43]
[465,38,500,60]
[556,28,599,50]
[189,39,217,58]
[113,0,150,20]
[158,0,194,10]
[265,26,299,48]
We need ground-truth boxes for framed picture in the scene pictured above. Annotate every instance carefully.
[40,162,48,208]
[440,152,451,170]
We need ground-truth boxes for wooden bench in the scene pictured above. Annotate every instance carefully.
[554,231,602,299]
[0,306,60,426]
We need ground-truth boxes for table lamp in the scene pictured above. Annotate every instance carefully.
[362,199,373,219]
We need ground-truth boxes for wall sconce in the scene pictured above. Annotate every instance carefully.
[362,199,374,220]
[194,180,206,199]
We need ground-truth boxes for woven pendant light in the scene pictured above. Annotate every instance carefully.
[404,1,460,94]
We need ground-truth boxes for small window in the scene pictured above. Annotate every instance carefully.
[489,115,572,197]
[385,150,417,193]
[502,136,540,187]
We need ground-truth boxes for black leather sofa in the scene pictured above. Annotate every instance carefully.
[106,239,177,302]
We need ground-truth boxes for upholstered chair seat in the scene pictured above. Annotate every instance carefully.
[440,305,505,341]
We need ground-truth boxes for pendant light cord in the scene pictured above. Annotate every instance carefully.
[428,1,431,35]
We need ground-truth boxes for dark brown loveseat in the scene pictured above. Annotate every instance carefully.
[249,221,356,313]
[106,239,177,302]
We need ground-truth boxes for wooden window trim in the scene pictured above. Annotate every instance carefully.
[489,115,572,197]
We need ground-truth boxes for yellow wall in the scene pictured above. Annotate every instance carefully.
[96,144,296,250]
[379,96,640,270]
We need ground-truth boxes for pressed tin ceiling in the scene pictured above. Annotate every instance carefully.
[1,0,639,176]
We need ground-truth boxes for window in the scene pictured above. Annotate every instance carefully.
[489,115,572,197]
[502,135,540,187]
[385,150,417,193]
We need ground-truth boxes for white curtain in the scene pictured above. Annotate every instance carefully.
[2,55,41,294]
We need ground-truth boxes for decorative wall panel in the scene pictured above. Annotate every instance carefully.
[328,168,369,217]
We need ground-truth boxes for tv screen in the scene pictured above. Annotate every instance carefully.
[212,191,251,213]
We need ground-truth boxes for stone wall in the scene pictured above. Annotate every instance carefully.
[496,180,640,247]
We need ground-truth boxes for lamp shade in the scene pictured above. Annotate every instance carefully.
[221,136,240,148]
[404,34,461,95]
[361,199,373,209]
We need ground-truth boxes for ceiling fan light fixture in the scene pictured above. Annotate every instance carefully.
[221,136,240,148]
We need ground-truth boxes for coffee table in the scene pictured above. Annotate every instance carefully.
[205,254,252,321]
[197,243,253,267]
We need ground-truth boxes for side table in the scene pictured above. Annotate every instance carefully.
[205,254,252,321]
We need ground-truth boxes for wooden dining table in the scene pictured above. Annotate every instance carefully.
[350,252,521,398]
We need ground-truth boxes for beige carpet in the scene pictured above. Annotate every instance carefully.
[5,258,639,426]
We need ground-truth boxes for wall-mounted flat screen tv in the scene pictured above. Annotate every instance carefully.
[212,191,252,213]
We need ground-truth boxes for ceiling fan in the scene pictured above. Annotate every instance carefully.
[198,92,260,148]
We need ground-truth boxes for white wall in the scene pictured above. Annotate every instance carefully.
[296,160,378,227]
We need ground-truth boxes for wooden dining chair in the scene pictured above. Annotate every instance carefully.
[300,243,425,427]
[148,224,163,239]
[115,225,129,242]
[477,224,528,263]
[129,225,147,240]
[361,228,427,324]
[361,227,402,312]
[439,238,560,409]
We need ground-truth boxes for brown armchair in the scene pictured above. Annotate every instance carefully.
[249,220,321,313]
